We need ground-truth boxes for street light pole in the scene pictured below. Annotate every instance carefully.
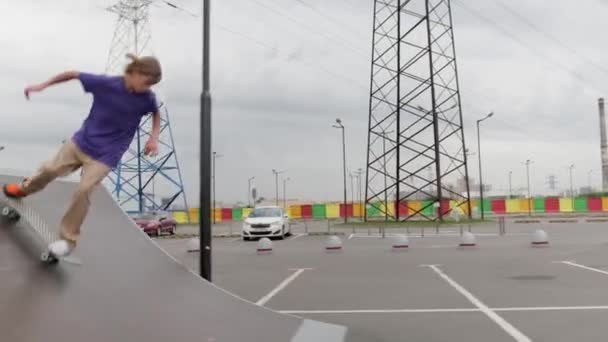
[569,164,575,199]
[283,177,290,209]
[524,159,533,216]
[508,171,513,199]
[476,112,494,220]
[349,170,355,205]
[272,169,284,206]
[200,0,213,281]
[333,118,348,224]
[248,176,255,207]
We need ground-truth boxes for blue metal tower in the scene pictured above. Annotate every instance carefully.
[103,0,189,215]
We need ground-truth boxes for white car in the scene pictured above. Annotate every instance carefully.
[242,206,291,240]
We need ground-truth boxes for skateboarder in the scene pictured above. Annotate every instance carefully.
[3,53,162,258]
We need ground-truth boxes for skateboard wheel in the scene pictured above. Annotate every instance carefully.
[40,251,58,264]
[1,207,19,221]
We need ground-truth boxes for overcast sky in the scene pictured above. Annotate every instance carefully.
[1,0,608,206]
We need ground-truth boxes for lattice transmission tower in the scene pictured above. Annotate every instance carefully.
[365,0,471,221]
[104,0,189,215]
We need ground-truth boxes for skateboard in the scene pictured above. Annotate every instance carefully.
[0,195,60,265]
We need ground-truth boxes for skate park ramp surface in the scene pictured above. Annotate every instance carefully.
[0,174,348,342]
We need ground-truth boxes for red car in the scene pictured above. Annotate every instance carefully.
[133,212,177,237]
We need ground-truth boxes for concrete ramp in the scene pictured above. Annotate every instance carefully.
[0,174,347,342]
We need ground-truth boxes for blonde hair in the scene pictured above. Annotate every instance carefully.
[125,53,162,84]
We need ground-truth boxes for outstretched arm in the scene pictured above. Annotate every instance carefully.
[24,71,80,99]
[144,111,161,157]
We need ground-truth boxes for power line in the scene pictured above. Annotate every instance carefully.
[214,24,368,90]
[291,0,369,38]
[249,0,369,59]
[493,0,608,77]
[453,0,604,95]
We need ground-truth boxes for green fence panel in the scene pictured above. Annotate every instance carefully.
[533,198,545,213]
[312,204,326,219]
[422,200,434,216]
[480,199,492,214]
[574,197,588,212]
[367,202,382,217]
[232,208,243,221]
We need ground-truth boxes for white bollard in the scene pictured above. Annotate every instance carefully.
[459,231,476,247]
[392,235,409,250]
[325,235,343,252]
[531,229,549,247]
[186,238,200,253]
[257,238,273,254]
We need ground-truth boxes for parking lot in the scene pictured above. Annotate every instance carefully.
[157,222,608,341]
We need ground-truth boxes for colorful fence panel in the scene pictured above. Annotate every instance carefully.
[353,203,364,217]
[588,197,602,212]
[213,209,222,222]
[289,205,302,219]
[398,202,408,217]
[421,201,434,217]
[301,205,313,219]
[172,211,189,224]
[340,204,354,218]
[559,198,573,212]
[189,208,199,223]
[408,201,422,215]
[574,197,588,212]
[450,200,469,216]
[367,203,381,217]
[533,198,545,213]
[243,207,253,219]
[326,203,340,219]
[546,198,559,213]
[232,208,243,221]
[313,204,326,219]
[505,199,519,213]
[480,199,492,214]
[492,199,506,214]
[519,199,532,214]
[602,197,608,211]
[221,208,232,221]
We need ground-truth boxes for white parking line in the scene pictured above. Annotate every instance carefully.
[425,265,532,342]
[348,233,528,239]
[256,268,312,306]
[290,233,306,240]
[280,305,608,315]
[280,308,479,314]
[495,305,608,312]
[559,261,608,276]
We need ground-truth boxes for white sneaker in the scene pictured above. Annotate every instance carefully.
[48,240,74,257]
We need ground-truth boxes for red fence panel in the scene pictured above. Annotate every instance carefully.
[221,208,232,221]
[545,198,560,213]
[339,204,354,217]
[301,204,313,219]
[492,199,506,214]
[398,202,408,217]
[588,197,602,212]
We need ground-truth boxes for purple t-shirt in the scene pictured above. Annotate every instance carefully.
[73,73,158,169]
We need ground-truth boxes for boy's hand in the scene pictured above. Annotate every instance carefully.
[144,137,159,157]
[24,83,48,100]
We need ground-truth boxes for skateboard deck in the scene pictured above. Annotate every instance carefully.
[0,194,61,264]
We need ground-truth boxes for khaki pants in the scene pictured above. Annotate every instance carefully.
[23,140,110,245]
